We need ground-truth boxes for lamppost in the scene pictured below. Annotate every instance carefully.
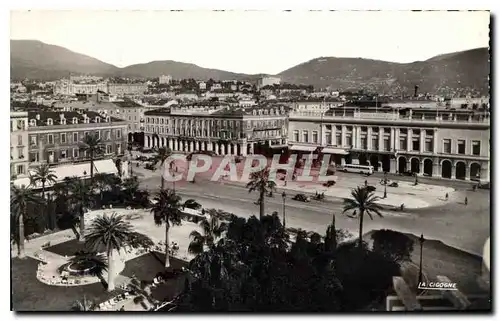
[282,191,287,228]
[418,234,425,285]
[383,171,388,199]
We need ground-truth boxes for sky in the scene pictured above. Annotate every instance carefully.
[10,10,490,75]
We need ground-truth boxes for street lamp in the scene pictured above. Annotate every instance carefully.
[418,234,425,285]
[282,191,287,228]
[383,171,388,199]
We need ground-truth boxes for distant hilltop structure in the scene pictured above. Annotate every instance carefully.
[257,76,281,89]
[159,75,172,85]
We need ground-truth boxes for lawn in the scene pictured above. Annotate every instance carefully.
[11,257,124,311]
[120,251,188,302]
[45,239,107,257]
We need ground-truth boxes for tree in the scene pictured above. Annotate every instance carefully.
[69,251,108,286]
[324,213,337,252]
[69,180,94,242]
[188,215,227,255]
[85,213,153,291]
[70,295,95,311]
[371,229,414,263]
[342,186,383,249]
[152,147,172,190]
[183,199,202,210]
[122,176,140,203]
[29,164,57,200]
[246,167,276,220]
[10,184,41,258]
[80,133,105,185]
[93,173,113,202]
[151,189,183,268]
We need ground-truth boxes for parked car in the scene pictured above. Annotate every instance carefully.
[323,180,336,187]
[292,194,311,202]
[389,182,399,187]
[366,185,376,192]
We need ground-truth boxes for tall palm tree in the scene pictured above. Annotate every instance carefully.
[10,184,41,258]
[71,295,95,311]
[93,173,112,202]
[29,164,57,200]
[342,186,383,249]
[81,133,105,185]
[151,189,183,268]
[69,180,94,242]
[152,147,172,190]
[324,213,337,253]
[85,213,153,291]
[246,167,276,220]
[188,215,227,255]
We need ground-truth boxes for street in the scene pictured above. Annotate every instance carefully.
[138,166,490,256]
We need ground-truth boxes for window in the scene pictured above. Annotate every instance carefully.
[60,150,67,159]
[60,118,66,125]
[383,138,390,151]
[106,130,111,140]
[117,143,122,155]
[95,117,100,123]
[302,130,309,143]
[372,137,379,150]
[325,131,332,145]
[30,136,37,146]
[73,132,78,142]
[84,131,89,138]
[425,138,433,152]
[345,135,352,147]
[412,138,420,151]
[73,148,79,158]
[457,140,465,154]
[472,141,481,156]
[336,133,342,146]
[399,137,407,150]
[47,134,54,144]
[360,137,367,149]
[61,133,66,144]
[47,118,53,126]
[17,147,24,159]
[443,139,451,154]
[29,152,38,162]
[17,135,23,146]
[312,131,318,144]
[17,165,24,175]
[117,129,122,139]
[30,119,36,127]
[106,145,112,154]
[72,117,78,124]
[95,131,100,139]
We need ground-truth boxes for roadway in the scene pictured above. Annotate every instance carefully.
[137,167,490,257]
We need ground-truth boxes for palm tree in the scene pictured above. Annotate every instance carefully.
[69,251,108,286]
[324,213,337,252]
[10,184,41,258]
[29,164,57,200]
[69,180,94,242]
[246,167,276,220]
[81,133,105,185]
[188,215,227,255]
[93,173,112,202]
[122,176,139,202]
[151,189,183,268]
[71,295,95,311]
[152,147,172,190]
[85,213,153,291]
[342,186,383,249]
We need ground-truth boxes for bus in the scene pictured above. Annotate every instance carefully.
[341,164,374,175]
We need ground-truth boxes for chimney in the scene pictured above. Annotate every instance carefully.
[414,85,419,97]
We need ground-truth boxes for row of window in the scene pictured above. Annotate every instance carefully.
[145,117,284,129]
[10,120,27,132]
[29,129,123,146]
[442,139,481,156]
[28,144,122,163]
[29,116,111,127]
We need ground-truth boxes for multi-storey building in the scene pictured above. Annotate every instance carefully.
[257,76,281,89]
[143,102,288,156]
[26,111,128,167]
[10,111,29,179]
[54,80,148,96]
[288,106,490,182]
[159,75,173,85]
[107,83,148,96]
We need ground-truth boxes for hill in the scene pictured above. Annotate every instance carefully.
[10,40,490,94]
[278,48,490,95]
[10,40,119,80]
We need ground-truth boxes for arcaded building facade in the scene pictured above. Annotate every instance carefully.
[288,106,490,182]
[144,103,288,156]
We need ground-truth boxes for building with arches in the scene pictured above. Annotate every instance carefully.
[143,102,288,156]
[288,105,490,182]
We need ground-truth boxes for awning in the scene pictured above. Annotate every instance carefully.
[12,159,119,189]
[290,145,317,152]
[321,148,349,155]
[270,144,288,149]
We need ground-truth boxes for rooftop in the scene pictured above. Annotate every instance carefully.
[27,110,125,126]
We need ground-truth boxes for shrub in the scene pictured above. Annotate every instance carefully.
[371,229,414,263]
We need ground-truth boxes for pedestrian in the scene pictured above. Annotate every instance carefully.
[284,180,287,187]
[400,203,405,211]
[445,193,449,201]
[465,197,468,206]
[364,179,368,186]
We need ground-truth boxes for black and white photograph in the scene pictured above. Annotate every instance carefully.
[9,9,491,312]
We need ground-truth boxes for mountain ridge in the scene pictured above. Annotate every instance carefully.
[10,40,489,94]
